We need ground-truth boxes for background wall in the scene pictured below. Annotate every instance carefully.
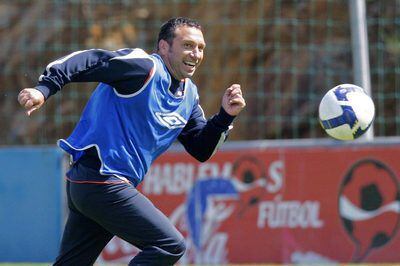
[0,147,65,262]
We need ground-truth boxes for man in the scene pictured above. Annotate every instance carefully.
[18,17,245,265]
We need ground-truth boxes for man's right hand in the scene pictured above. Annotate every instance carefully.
[18,88,45,116]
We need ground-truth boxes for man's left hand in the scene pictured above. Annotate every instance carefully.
[221,84,246,116]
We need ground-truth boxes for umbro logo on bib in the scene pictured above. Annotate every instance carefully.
[155,112,187,129]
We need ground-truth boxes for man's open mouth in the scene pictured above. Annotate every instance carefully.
[184,61,196,67]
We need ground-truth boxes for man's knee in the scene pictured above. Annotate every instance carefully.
[161,237,186,261]
[129,238,186,265]
[171,238,186,258]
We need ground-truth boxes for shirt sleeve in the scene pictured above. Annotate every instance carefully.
[35,48,154,99]
[178,99,235,162]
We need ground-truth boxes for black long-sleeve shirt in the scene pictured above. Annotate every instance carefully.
[36,48,235,171]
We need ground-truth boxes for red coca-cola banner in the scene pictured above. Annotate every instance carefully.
[99,142,400,264]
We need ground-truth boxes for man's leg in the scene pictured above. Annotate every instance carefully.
[53,181,113,266]
[70,181,186,266]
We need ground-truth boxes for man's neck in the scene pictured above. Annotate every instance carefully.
[166,67,183,96]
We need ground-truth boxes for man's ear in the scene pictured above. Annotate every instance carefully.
[158,39,169,55]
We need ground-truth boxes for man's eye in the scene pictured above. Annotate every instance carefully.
[184,43,192,49]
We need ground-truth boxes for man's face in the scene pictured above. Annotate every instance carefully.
[159,26,205,80]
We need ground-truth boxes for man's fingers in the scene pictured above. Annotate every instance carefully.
[229,90,244,101]
[226,84,241,95]
[18,89,30,101]
[229,87,242,97]
[17,88,45,116]
[225,87,234,96]
[229,97,245,105]
[18,91,35,107]
[231,84,240,90]
[223,84,246,116]
[18,96,27,106]
[26,107,38,116]
[20,95,41,115]
[25,99,35,109]
[18,93,28,105]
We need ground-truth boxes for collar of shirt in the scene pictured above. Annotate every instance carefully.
[167,68,185,97]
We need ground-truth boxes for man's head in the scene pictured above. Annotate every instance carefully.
[157,17,206,80]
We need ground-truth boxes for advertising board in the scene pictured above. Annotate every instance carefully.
[99,141,400,264]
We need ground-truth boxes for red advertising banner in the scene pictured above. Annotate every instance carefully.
[99,142,400,264]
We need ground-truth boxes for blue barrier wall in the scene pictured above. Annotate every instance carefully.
[0,147,64,262]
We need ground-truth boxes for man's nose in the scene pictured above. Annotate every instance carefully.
[191,48,202,59]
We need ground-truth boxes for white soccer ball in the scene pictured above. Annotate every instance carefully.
[319,84,375,140]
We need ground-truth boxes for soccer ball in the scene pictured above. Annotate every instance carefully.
[319,84,375,140]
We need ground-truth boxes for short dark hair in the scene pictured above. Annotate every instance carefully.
[157,17,202,50]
